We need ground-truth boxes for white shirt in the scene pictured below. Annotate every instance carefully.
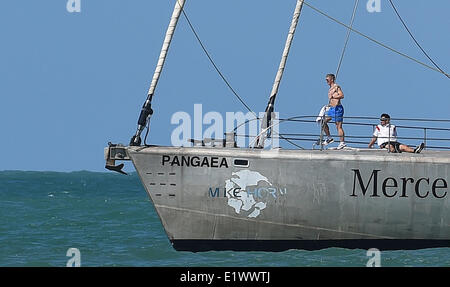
[315,105,330,123]
[373,124,397,147]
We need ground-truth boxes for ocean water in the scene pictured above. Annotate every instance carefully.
[0,170,449,267]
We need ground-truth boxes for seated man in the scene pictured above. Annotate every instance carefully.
[368,113,424,153]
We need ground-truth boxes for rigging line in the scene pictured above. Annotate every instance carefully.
[336,0,359,79]
[279,115,450,122]
[388,0,450,79]
[272,131,305,150]
[302,1,450,78]
[144,118,151,146]
[178,2,258,118]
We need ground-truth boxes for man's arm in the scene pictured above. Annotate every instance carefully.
[333,86,344,100]
[368,136,377,148]
[331,86,344,99]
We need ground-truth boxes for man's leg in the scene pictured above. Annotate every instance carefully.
[317,118,334,145]
[336,122,345,143]
[333,105,346,149]
[387,144,396,153]
[323,118,331,137]
[399,144,415,153]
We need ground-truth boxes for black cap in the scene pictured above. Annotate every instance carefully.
[380,113,390,120]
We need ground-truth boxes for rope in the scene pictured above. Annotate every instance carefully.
[336,0,359,79]
[279,115,450,122]
[178,2,258,118]
[387,0,450,79]
[302,1,450,78]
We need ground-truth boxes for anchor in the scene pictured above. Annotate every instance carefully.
[105,162,127,175]
[105,143,128,175]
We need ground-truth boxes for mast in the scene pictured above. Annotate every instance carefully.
[256,0,304,148]
[130,0,186,146]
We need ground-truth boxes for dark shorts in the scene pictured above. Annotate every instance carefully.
[380,141,402,153]
[327,105,344,122]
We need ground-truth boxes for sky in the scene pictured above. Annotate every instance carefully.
[1,0,449,172]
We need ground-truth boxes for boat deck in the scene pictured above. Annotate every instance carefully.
[124,145,450,164]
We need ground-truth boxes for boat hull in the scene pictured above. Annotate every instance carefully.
[127,146,450,251]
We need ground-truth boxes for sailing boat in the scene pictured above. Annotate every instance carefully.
[105,0,450,251]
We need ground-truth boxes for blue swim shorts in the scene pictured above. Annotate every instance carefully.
[327,105,344,122]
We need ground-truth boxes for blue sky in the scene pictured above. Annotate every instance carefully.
[1,0,449,172]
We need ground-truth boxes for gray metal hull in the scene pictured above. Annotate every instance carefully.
[127,146,450,251]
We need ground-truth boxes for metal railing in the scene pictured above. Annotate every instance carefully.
[232,115,450,151]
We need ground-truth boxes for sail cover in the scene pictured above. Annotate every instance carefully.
[131,0,187,146]
[256,0,304,148]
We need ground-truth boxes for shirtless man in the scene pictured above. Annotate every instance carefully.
[322,73,346,149]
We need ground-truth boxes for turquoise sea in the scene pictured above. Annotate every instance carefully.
[1,171,449,267]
